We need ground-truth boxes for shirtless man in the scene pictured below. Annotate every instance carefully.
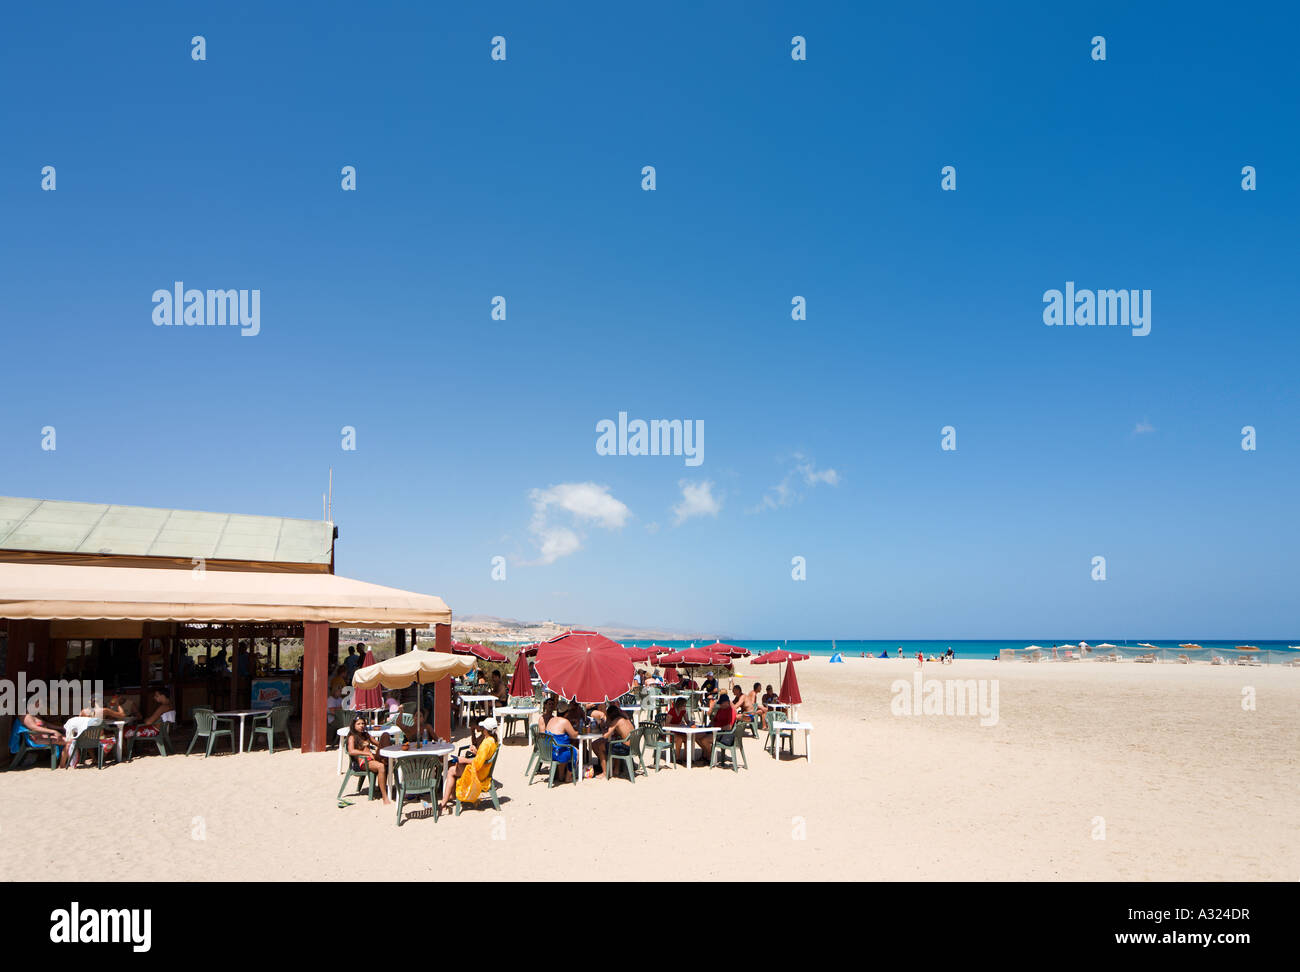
[592,704,634,779]
[742,681,767,720]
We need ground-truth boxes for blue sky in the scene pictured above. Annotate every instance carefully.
[2,2,1296,638]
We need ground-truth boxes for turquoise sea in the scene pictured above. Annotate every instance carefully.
[613,639,1300,665]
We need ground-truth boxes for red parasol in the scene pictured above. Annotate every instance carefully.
[533,630,635,704]
[452,641,507,663]
[705,641,750,657]
[777,660,802,705]
[624,645,655,663]
[752,649,809,696]
[750,649,811,665]
[519,643,541,656]
[662,665,679,684]
[352,649,383,711]
[508,654,533,697]
[656,645,731,667]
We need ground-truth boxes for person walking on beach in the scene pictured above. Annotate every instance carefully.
[916,651,924,668]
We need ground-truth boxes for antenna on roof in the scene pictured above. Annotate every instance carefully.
[328,467,333,523]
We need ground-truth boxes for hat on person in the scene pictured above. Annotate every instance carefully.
[479,717,498,731]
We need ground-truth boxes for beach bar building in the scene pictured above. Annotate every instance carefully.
[0,496,453,753]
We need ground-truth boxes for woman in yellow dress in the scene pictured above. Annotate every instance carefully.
[439,716,498,812]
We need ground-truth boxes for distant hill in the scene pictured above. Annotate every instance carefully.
[453,614,723,643]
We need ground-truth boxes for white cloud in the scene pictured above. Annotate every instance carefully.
[672,480,722,525]
[751,454,841,512]
[1132,419,1156,435]
[527,482,630,565]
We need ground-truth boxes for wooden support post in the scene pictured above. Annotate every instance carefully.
[434,623,452,741]
[395,628,406,656]
[229,630,240,710]
[301,622,329,752]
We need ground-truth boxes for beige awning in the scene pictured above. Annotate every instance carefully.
[353,649,474,690]
[0,562,451,627]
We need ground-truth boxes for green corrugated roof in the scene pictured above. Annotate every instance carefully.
[0,496,333,565]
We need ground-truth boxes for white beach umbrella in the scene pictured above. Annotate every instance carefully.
[353,649,476,730]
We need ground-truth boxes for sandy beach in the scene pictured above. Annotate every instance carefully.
[2,658,1296,882]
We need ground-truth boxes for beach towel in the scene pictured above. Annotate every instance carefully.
[9,721,50,753]
[547,732,574,763]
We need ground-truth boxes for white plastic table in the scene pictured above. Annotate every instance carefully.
[776,721,814,763]
[663,725,720,769]
[380,741,455,800]
[104,720,130,763]
[212,709,264,753]
[458,695,498,721]
[575,732,603,783]
[494,706,537,739]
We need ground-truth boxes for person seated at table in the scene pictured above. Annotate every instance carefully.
[761,684,778,706]
[328,664,347,698]
[533,698,557,739]
[439,716,499,812]
[591,704,635,779]
[742,682,768,720]
[20,699,67,749]
[346,715,391,805]
[647,668,663,687]
[62,709,116,767]
[489,670,508,704]
[585,703,608,731]
[696,691,737,763]
[407,706,436,743]
[79,693,128,721]
[125,688,174,741]
[678,674,698,692]
[542,705,580,784]
[701,672,718,696]
[663,697,694,764]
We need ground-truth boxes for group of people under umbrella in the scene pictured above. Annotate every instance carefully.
[341,630,808,810]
